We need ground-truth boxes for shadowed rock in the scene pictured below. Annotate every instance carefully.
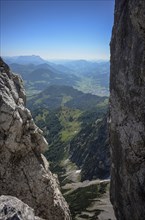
[110,0,145,219]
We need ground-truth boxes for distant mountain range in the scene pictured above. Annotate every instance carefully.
[3,55,110,96]
[3,55,47,65]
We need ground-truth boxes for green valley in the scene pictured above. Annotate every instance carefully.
[28,85,113,219]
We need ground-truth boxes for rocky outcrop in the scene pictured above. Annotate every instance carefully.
[0,196,44,220]
[110,0,145,220]
[0,57,71,220]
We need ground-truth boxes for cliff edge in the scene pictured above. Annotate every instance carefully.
[110,0,145,219]
[0,57,71,220]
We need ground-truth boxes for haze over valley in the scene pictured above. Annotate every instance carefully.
[3,55,110,97]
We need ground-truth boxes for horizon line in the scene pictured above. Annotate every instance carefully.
[2,55,110,62]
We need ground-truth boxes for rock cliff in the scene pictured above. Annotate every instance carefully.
[0,57,71,220]
[110,0,145,220]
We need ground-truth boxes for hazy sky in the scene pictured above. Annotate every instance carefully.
[1,0,115,60]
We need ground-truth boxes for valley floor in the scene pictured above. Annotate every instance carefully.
[60,159,116,220]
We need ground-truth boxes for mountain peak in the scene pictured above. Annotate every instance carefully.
[3,55,47,65]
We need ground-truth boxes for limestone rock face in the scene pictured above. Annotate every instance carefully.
[0,57,71,220]
[0,195,44,220]
[110,0,145,220]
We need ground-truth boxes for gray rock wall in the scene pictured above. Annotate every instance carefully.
[0,57,71,220]
[110,0,145,219]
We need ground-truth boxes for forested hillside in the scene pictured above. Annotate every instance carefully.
[28,85,110,182]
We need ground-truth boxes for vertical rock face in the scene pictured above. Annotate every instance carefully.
[110,0,145,220]
[0,57,71,220]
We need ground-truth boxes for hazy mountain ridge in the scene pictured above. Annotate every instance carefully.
[3,55,47,65]
[3,56,110,96]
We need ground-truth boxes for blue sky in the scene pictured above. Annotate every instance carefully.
[1,0,114,60]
